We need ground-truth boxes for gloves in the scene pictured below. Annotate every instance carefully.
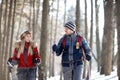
[7,58,14,72]
[7,58,14,68]
[52,44,57,52]
[33,58,40,66]
[8,58,12,62]
[86,54,91,61]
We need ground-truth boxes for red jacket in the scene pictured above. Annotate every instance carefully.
[12,42,41,68]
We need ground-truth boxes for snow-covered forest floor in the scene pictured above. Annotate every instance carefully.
[48,67,118,80]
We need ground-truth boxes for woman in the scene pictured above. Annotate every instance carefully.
[10,30,41,80]
[52,21,91,80]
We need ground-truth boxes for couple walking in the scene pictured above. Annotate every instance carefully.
[8,21,91,80]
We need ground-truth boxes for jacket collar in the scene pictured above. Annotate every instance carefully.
[65,32,77,40]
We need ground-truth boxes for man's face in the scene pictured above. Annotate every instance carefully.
[64,27,74,35]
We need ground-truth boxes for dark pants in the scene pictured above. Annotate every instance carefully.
[17,67,38,80]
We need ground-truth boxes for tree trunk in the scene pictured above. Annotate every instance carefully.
[0,0,3,52]
[75,0,80,33]
[35,0,40,37]
[87,0,93,79]
[29,0,32,30]
[49,0,54,77]
[83,0,87,79]
[1,0,8,79]
[0,0,3,79]
[112,3,116,71]
[85,0,88,40]
[9,1,17,80]
[60,66,63,80]
[64,0,66,24]
[90,0,93,49]
[35,0,40,26]
[5,0,14,79]
[39,0,49,79]
[9,0,17,57]
[95,0,101,72]
[101,0,114,75]
[112,25,115,71]
[16,0,25,40]
[49,13,53,78]
[52,0,59,77]
[32,0,36,39]
[116,0,120,79]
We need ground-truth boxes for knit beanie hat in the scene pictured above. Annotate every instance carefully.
[64,21,76,32]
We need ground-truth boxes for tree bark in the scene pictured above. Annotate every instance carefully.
[112,3,116,71]
[75,0,80,33]
[0,0,3,79]
[49,13,53,78]
[95,0,101,72]
[52,0,60,77]
[90,0,93,49]
[35,0,40,26]
[83,0,87,79]
[1,0,8,79]
[9,0,17,57]
[16,0,25,40]
[64,0,66,24]
[116,0,120,79]
[29,0,32,30]
[0,0,3,52]
[32,0,36,39]
[87,0,93,79]
[35,0,40,37]
[101,0,114,75]
[39,0,49,79]
[48,0,54,77]
[85,0,88,40]
[9,1,17,80]
[5,0,14,79]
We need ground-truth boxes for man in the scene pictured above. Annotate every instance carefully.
[52,21,91,80]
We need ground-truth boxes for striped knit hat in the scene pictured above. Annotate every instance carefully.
[64,21,76,32]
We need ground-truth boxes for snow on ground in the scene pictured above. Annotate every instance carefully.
[47,75,60,80]
[47,67,118,80]
[91,69,118,80]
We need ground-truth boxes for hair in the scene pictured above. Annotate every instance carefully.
[20,30,31,40]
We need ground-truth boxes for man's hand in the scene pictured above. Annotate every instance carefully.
[52,44,57,52]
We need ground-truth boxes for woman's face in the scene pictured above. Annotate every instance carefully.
[24,34,31,42]
[64,27,74,35]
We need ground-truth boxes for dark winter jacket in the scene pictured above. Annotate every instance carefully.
[53,32,91,67]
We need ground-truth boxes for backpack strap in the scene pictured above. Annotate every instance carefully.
[62,35,67,49]
[77,34,87,60]
[62,34,83,49]
[62,38,66,49]
[76,35,82,46]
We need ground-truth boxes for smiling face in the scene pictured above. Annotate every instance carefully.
[64,27,74,35]
[24,34,31,42]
